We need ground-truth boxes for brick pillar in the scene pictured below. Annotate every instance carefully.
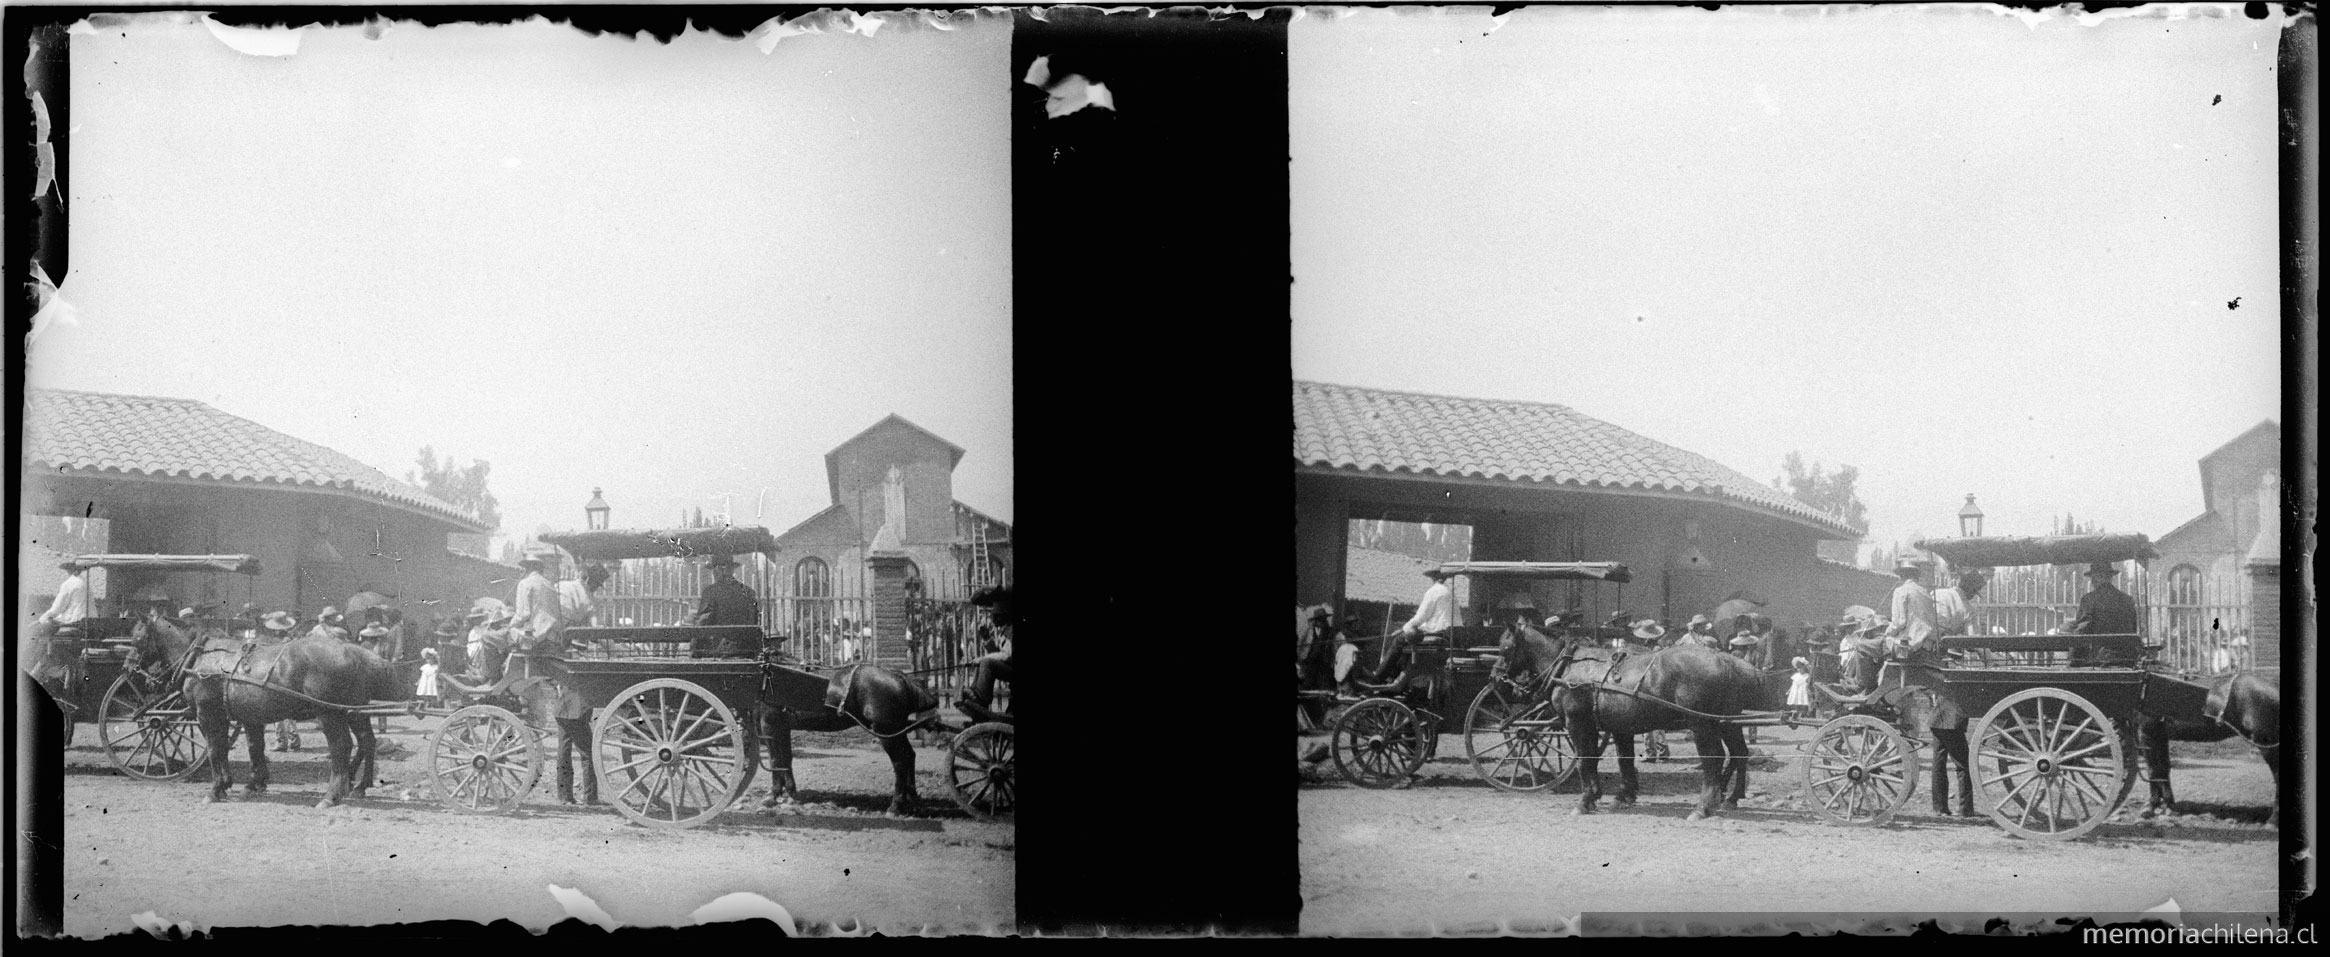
[868,553,912,671]
[2247,562,2280,672]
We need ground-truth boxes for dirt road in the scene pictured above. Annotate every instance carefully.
[60,716,1013,937]
[1299,725,2280,935]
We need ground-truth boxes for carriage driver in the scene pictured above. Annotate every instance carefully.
[692,556,759,627]
[1374,566,1456,701]
[33,559,91,638]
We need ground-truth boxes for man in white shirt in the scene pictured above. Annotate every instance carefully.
[1399,566,1455,641]
[510,554,565,654]
[1884,561,1939,657]
[556,562,606,630]
[1379,567,1455,700]
[35,560,91,635]
[1932,568,1986,640]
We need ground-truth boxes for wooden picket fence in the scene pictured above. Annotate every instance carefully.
[1962,563,2253,675]
[591,553,999,689]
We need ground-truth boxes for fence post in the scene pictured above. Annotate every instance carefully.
[867,553,913,671]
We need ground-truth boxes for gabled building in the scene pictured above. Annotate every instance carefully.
[20,387,510,621]
[1295,380,1882,629]
[772,414,1011,605]
[2153,420,2281,584]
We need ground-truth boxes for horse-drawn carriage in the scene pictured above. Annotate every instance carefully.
[1325,536,2266,842]
[1798,533,2256,840]
[25,554,266,780]
[1311,561,1636,790]
[420,525,1006,827]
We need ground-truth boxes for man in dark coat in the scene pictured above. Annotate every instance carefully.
[692,556,759,627]
[2068,562,2139,666]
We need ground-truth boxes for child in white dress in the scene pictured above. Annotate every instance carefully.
[1786,656,1813,717]
[415,648,442,710]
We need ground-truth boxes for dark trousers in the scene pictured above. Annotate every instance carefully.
[556,716,596,803]
[970,656,1014,708]
[1930,727,1972,814]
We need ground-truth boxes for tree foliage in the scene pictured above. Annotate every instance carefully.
[1347,519,1472,562]
[1773,451,1868,530]
[407,447,501,530]
[2050,512,2106,536]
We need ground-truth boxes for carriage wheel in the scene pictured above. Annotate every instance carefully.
[947,722,1015,820]
[98,672,211,781]
[1330,698,1429,789]
[425,705,541,814]
[1805,715,1919,827]
[593,678,749,830]
[1972,688,2134,841]
[1463,681,1576,792]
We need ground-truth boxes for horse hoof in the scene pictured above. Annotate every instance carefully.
[1615,796,1637,807]
[206,793,225,804]
[315,800,335,810]
[1686,810,1709,821]
[1574,806,1596,816]
[1720,801,1741,811]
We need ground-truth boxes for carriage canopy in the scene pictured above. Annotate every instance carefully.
[1431,561,1632,583]
[65,554,263,575]
[538,526,780,563]
[1911,534,2157,569]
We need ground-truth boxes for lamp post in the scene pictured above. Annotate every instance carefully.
[1957,494,1984,538]
[585,488,610,530]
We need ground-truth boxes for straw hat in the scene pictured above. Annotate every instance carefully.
[1631,620,1667,641]
[357,622,391,639]
[261,611,298,632]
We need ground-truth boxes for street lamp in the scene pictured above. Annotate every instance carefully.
[1957,494,1984,538]
[585,487,611,530]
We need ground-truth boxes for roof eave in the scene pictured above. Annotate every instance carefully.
[32,464,490,534]
[1297,462,1861,539]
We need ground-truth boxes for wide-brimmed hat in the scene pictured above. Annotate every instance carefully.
[176,603,218,620]
[261,611,298,631]
[432,619,465,638]
[1728,634,1759,647]
[1687,614,1712,629]
[357,622,390,638]
[1631,620,1667,641]
[1422,566,1452,579]
[57,558,81,571]
[1894,560,1925,577]
[1306,605,1332,621]
[318,606,344,621]
[466,597,508,621]
[2084,563,2120,578]
[518,556,546,569]
[705,555,741,569]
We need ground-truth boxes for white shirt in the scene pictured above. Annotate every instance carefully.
[1403,581,1454,636]
[40,574,89,624]
[1933,587,1973,636]
[555,580,595,626]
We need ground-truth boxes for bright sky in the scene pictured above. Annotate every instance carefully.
[36,14,1013,552]
[1291,5,2284,552]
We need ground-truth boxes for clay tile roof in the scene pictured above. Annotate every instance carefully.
[1294,380,1862,538]
[25,388,488,531]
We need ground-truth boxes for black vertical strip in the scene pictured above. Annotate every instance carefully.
[2272,13,2315,933]
[1012,8,1293,934]
[7,9,72,939]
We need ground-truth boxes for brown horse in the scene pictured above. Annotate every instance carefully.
[1499,624,1771,819]
[757,664,941,816]
[2136,672,2280,822]
[131,612,402,807]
